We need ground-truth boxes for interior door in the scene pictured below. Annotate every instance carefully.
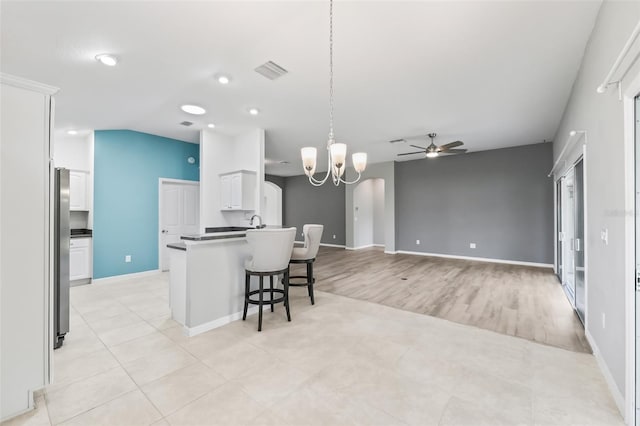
[182,185,200,235]
[161,184,182,271]
[574,159,585,324]
[160,182,200,271]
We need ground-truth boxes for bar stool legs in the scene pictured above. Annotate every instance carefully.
[243,268,291,331]
[288,259,316,305]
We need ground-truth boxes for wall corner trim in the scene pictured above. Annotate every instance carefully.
[395,250,553,268]
[585,330,625,416]
[91,269,162,285]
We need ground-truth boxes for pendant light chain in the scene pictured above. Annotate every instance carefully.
[328,0,334,143]
[300,0,366,186]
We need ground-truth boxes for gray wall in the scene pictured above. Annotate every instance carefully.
[282,175,346,244]
[395,143,554,264]
[553,1,640,403]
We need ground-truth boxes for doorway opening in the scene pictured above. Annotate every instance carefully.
[263,181,283,226]
[353,178,385,249]
[555,158,586,324]
[158,179,200,271]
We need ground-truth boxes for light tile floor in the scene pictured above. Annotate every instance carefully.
[2,273,624,426]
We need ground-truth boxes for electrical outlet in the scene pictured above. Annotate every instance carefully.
[416,239,420,245]
[601,312,606,329]
[333,234,336,239]
[125,255,131,263]
[470,243,476,249]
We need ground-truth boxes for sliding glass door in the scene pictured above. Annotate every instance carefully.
[574,159,585,323]
[561,171,576,305]
[557,179,563,281]
[555,159,585,315]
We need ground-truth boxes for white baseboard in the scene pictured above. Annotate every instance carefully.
[346,244,384,250]
[395,250,553,268]
[91,269,162,285]
[320,242,345,248]
[384,251,397,255]
[585,330,625,416]
[184,306,259,337]
[296,240,345,249]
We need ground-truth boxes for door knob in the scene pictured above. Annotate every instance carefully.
[162,229,168,234]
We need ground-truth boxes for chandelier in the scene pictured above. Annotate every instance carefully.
[300,0,367,186]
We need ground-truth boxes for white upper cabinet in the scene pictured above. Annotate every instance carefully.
[220,170,256,211]
[69,170,89,211]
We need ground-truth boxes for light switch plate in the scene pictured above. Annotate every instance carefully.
[470,243,476,249]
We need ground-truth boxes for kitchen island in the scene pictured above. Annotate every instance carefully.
[167,228,257,336]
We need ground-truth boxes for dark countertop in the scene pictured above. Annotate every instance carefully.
[167,242,187,251]
[180,231,247,241]
[71,229,92,238]
[179,225,279,242]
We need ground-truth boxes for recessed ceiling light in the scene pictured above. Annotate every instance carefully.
[207,123,215,129]
[248,108,260,116]
[181,105,206,115]
[67,130,78,135]
[217,75,230,85]
[95,54,118,66]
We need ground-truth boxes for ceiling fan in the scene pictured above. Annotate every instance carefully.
[396,133,467,158]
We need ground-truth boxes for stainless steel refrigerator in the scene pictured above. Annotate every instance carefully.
[54,168,70,349]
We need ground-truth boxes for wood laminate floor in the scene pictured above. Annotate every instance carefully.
[300,246,591,353]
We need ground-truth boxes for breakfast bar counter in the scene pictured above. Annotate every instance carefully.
[167,230,253,336]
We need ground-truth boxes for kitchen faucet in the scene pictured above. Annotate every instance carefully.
[249,214,265,228]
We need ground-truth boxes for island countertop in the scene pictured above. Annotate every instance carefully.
[180,231,247,241]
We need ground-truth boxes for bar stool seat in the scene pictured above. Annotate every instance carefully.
[243,227,296,331]
[287,224,323,305]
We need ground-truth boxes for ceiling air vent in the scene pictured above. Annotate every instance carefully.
[255,61,288,80]
[180,121,193,126]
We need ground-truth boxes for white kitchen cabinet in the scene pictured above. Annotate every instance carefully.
[69,170,89,211]
[69,237,92,281]
[220,170,256,211]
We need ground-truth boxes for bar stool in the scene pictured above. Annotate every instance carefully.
[243,227,296,331]
[288,224,323,305]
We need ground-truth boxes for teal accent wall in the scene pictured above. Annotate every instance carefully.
[94,130,199,279]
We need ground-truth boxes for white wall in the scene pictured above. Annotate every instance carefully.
[353,178,385,248]
[346,162,395,252]
[552,0,640,415]
[199,129,265,232]
[372,179,385,245]
[53,131,94,228]
[353,179,374,247]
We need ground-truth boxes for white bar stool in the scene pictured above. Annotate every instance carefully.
[243,227,296,331]
[288,224,323,305]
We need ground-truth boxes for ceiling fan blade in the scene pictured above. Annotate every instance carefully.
[441,149,467,154]
[397,151,426,156]
[438,141,464,150]
[409,144,427,150]
[389,139,406,144]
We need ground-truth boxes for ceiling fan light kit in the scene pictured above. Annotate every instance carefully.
[301,0,367,186]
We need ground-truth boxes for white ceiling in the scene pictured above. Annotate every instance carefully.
[1,1,601,176]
